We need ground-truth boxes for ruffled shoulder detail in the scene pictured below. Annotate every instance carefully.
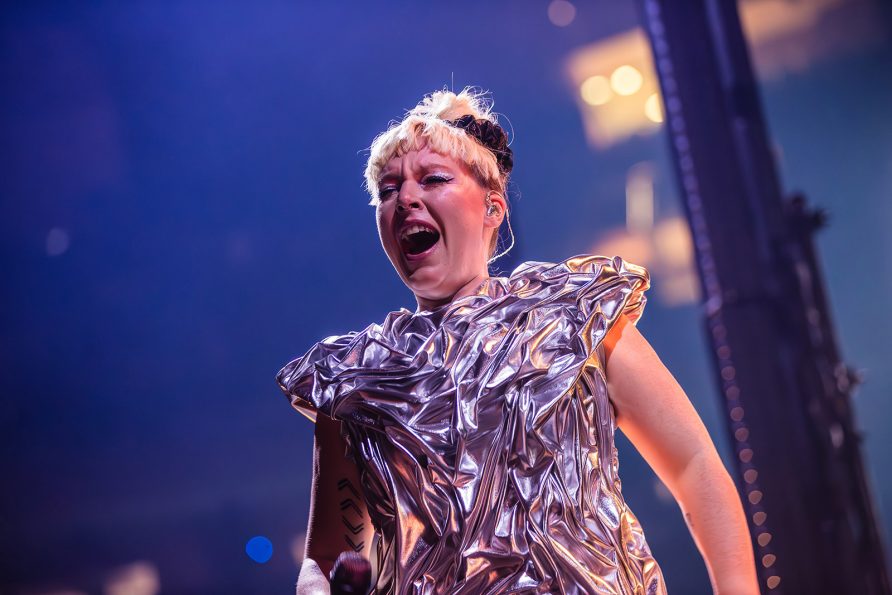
[275,254,650,424]
[510,254,650,353]
[275,329,360,423]
[275,303,457,424]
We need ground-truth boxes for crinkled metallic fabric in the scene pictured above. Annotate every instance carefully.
[277,254,667,594]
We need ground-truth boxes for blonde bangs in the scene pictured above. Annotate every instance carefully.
[363,87,508,206]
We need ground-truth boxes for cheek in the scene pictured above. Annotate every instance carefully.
[456,201,484,237]
[443,191,484,232]
[376,209,396,250]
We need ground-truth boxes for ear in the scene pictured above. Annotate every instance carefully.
[483,191,508,230]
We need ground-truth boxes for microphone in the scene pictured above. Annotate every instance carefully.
[329,551,372,595]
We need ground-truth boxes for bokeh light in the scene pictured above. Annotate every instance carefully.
[547,0,576,27]
[46,227,70,256]
[581,75,612,106]
[644,93,663,123]
[246,536,273,564]
[610,65,643,96]
[105,561,160,595]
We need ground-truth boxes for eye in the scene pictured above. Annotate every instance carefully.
[424,174,451,185]
[378,174,449,201]
[378,185,398,200]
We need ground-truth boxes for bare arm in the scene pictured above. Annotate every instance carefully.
[303,414,376,581]
[603,314,759,595]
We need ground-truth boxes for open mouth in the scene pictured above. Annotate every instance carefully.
[399,225,441,258]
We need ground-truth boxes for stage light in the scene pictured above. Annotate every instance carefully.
[581,75,612,106]
[757,532,772,546]
[766,576,781,589]
[610,65,643,96]
[762,553,776,568]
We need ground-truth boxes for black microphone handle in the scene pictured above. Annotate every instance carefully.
[329,550,372,595]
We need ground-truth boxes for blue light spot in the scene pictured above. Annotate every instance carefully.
[246,535,273,563]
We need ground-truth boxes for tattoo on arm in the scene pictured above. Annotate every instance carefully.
[338,478,365,552]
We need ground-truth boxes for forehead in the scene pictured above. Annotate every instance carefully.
[379,148,461,176]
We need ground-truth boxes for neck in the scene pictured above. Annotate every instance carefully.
[415,271,490,313]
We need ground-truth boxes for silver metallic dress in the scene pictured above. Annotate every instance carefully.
[277,254,667,594]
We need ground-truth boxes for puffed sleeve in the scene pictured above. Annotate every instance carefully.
[528,254,651,360]
[275,331,361,423]
[569,254,649,322]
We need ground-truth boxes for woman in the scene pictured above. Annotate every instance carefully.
[277,87,758,594]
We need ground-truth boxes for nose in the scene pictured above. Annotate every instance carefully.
[396,182,422,212]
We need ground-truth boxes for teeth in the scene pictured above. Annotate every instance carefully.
[400,224,437,241]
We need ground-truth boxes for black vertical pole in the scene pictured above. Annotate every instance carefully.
[635,0,892,593]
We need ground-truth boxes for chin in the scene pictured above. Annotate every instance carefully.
[403,269,451,297]
[400,256,442,283]
[405,274,445,298]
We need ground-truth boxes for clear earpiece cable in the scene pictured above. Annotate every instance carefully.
[487,208,515,266]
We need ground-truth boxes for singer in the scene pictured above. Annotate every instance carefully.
[276,87,758,594]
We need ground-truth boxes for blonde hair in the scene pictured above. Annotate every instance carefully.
[363,86,513,261]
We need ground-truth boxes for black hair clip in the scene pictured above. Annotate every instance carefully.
[445,114,514,175]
